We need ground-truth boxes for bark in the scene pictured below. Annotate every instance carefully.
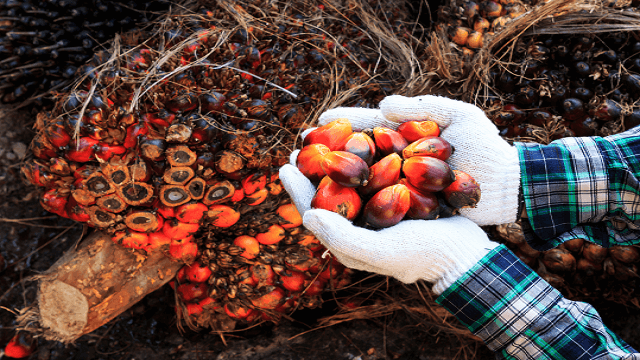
[31,231,182,343]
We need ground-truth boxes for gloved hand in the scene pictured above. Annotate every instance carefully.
[279,165,499,294]
[312,94,521,226]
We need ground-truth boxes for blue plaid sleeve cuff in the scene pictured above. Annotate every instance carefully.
[516,126,640,251]
[436,245,638,359]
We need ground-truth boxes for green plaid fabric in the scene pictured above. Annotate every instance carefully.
[437,245,638,359]
[516,127,640,251]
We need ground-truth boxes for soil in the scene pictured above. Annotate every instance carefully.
[1,103,639,360]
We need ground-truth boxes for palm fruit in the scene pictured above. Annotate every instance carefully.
[298,118,480,228]
[21,0,418,329]
[436,0,532,55]
[478,31,640,143]
[0,0,170,105]
[493,223,640,305]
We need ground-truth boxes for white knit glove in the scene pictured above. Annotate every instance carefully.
[279,165,499,294]
[317,95,521,226]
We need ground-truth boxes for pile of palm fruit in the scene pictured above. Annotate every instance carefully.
[432,0,640,304]
[20,0,419,329]
[435,0,532,55]
[0,0,170,105]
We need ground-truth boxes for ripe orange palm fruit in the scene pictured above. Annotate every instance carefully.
[311,176,362,220]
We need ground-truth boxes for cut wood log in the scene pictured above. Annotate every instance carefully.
[22,231,182,343]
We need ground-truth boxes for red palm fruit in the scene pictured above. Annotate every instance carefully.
[32,133,57,160]
[66,197,91,223]
[241,173,267,195]
[157,203,176,219]
[563,238,584,253]
[582,242,608,264]
[318,258,345,281]
[4,332,35,359]
[397,120,440,142]
[251,264,276,286]
[297,143,331,182]
[184,262,213,283]
[362,184,411,228]
[22,161,56,187]
[45,120,72,148]
[372,127,408,156]
[298,234,323,252]
[311,176,362,220]
[224,303,255,320]
[66,137,99,162]
[176,267,187,283]
[303,118,352,151]
[177,283,208,302]
[279,270,306,292]
[577,257,602,276]
[303,279,326,296]
[168,240,198,264]
[340,132,376,166]
[251,286,286,310]
[403,156,455,192]
[233,235,260,259]
[245,187,269,206]
[267,182,283,196]
[398,179,440,220]
[442,170,481,209]
[276,203,302,229]
[49,158,71,176]
[359,153,402,196]
[175,202,208,224]
[402,136,453,161]
[207,205,241,227]
[231,187,245,202]
[95,143,127,161]
[610,246,640,264]
[163,219,200,240]
[41,188,68,215]
[256,224,286,245]
[147,231,171,250]
[199,297,219,310]
[542,248,576,273]
[119,231,150,250]
[320,151,369,187]
[185,302,204,316]
[123,122,150,149]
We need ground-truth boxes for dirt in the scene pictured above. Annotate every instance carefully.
[1,104,639,359]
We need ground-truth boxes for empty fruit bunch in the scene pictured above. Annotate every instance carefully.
[21,0,419,329]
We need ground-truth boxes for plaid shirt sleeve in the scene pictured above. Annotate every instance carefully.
[515,126,640,251]
[436,245,639,360]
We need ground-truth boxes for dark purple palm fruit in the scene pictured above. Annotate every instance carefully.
[0,0,170,105]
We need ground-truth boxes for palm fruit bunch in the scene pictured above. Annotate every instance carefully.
[492,223,640,305]
[482,32,640,144]
[0,0,169,104]
[21,0,417,328]
[296,118,481,229]
[435,0,531,54]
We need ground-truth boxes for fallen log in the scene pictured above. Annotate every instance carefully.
[18,231,182,343]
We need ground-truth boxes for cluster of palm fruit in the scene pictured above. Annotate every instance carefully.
[483,32,640,143]
[21,0,414,328]
[493,223,640,303]
[296,118,481,229]
[435,0,531,54]
[0,0,169,104]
